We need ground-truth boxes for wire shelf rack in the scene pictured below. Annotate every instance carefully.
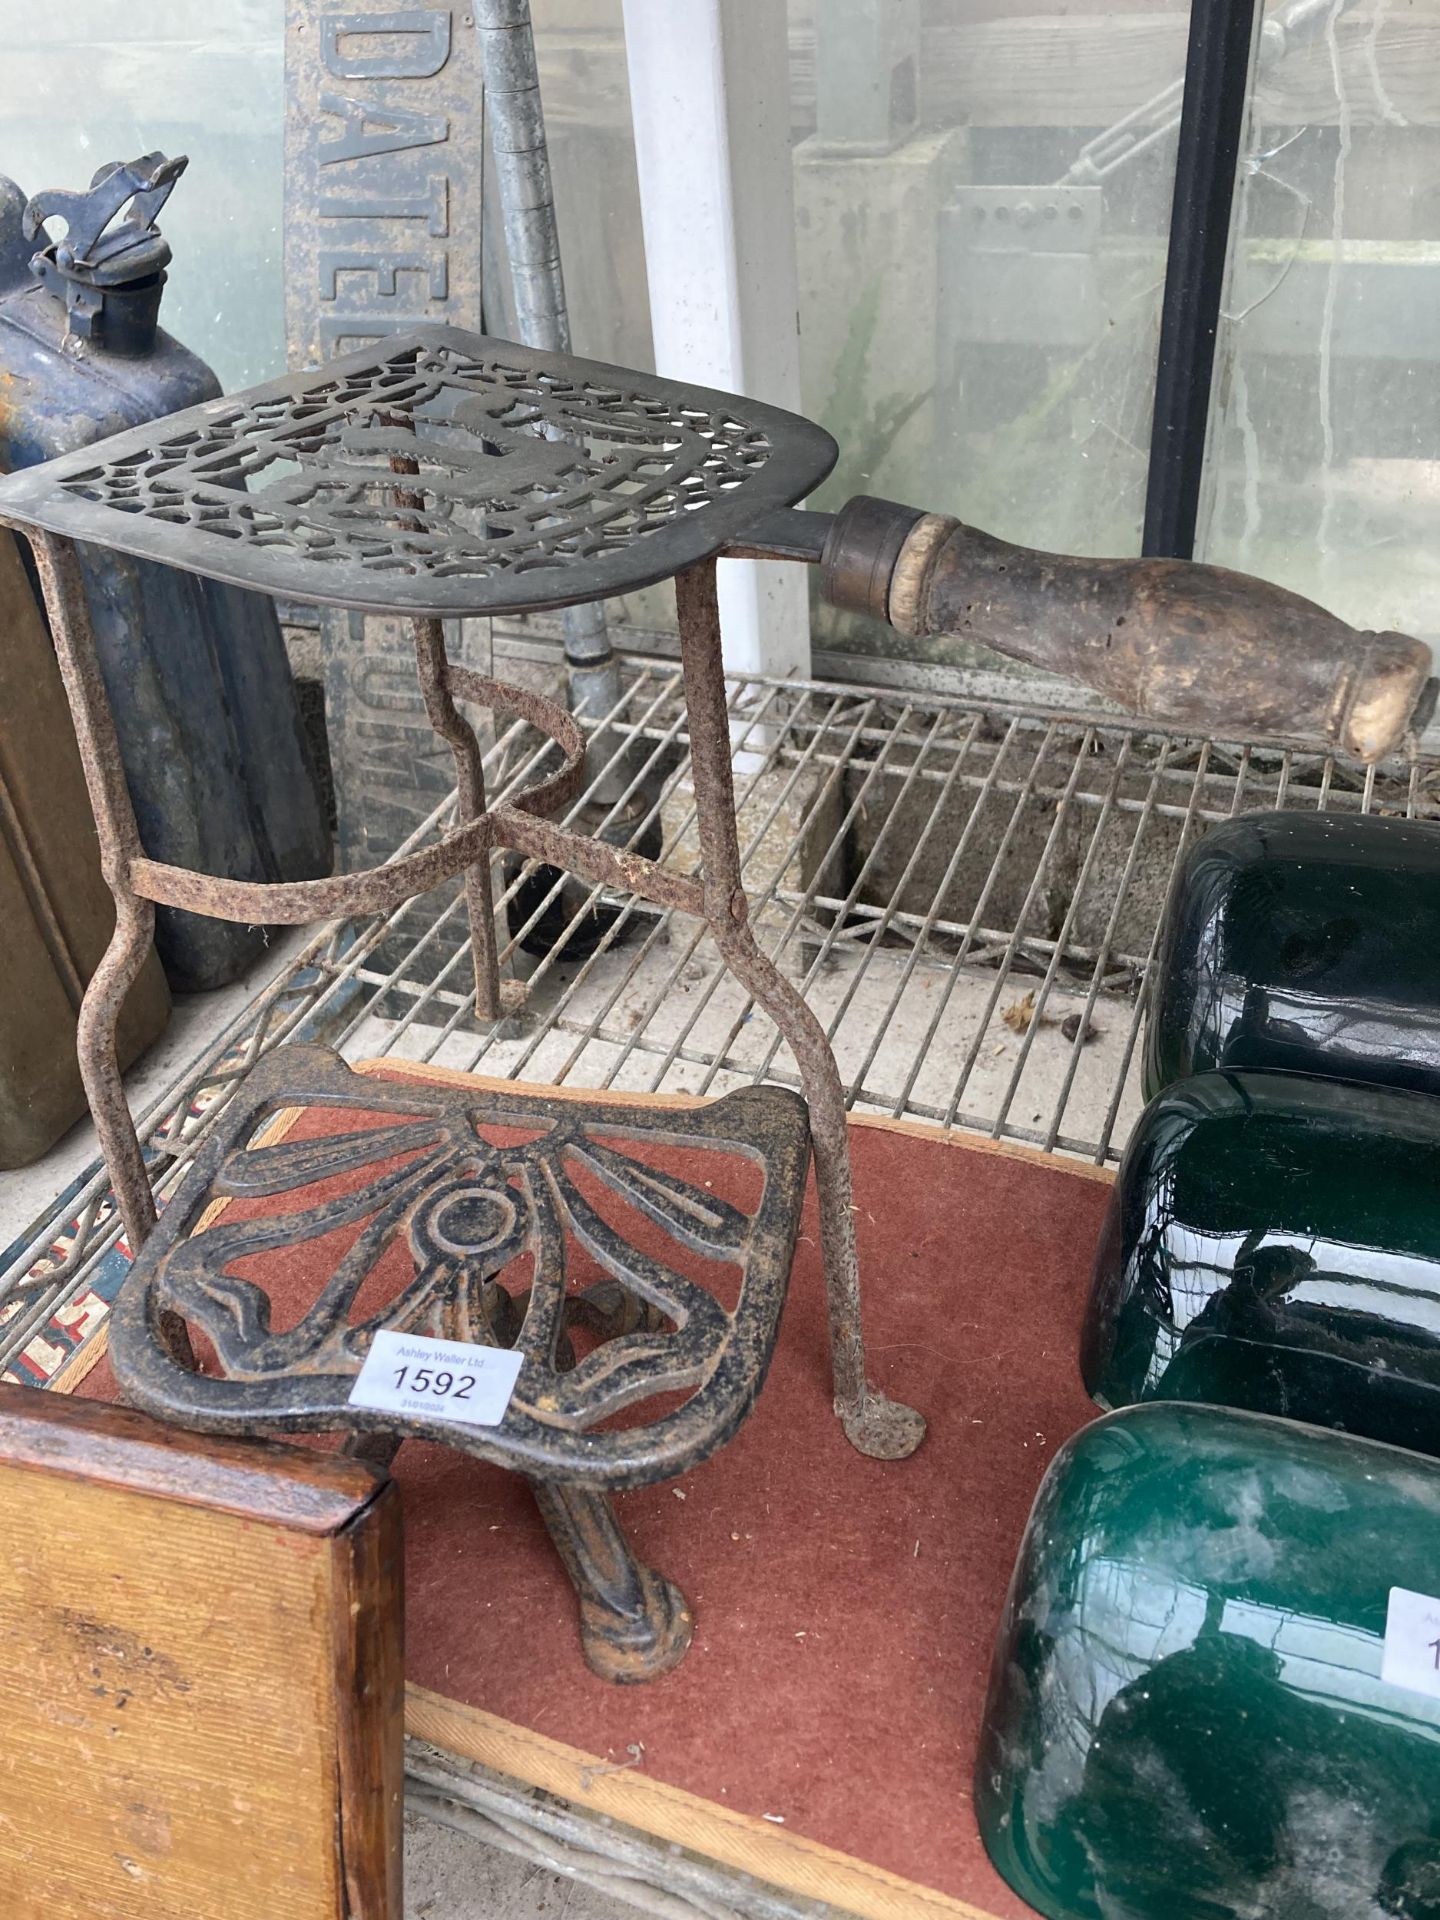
[5,656,1438,1380]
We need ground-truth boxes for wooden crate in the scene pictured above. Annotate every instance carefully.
[0,1384,402,1919]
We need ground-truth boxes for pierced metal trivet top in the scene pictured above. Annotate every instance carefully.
[109,1047,812,1490]
[0,327,837,616]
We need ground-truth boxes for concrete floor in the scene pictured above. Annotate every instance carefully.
[351,926,1144,1158]
[405,1812,634,1920]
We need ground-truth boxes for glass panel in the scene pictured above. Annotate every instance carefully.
[1,2,285,393]
[532,0,653,371]
[1201,0,1440,651]
[2,5,643,399]
[0,4,1211,678]
[524,0,660,632]
[791,0,1190,667]
[531,1,1193,665]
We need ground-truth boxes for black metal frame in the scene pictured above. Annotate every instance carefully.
[1142,0,1262,560]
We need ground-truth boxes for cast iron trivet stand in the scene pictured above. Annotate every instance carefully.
[3,322,1414,1672]
[0,326,926,1676]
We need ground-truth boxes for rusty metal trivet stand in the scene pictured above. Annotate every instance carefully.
[2,320,1415,1666]
[0,326,930,1672]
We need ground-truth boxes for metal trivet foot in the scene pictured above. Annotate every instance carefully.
[110,1044,810,1680]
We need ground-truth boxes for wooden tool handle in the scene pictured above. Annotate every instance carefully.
[820,495,1434,763]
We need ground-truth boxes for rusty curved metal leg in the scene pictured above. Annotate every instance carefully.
[411,615,514,1022]
[73,893,160,1253]
[530,1480,693,1683]
[673,560,925,1462]
[712,917,926,1460]
[29,531,158,1252]
[29,527,195,1363]
[339,1425,694,1683]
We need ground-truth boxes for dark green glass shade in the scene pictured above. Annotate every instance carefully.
[976,1402,1440,1920]
[1145,809,1440,1099]
[1083,1069,1440,1454]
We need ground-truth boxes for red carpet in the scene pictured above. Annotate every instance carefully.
[79,1061,1113,1918]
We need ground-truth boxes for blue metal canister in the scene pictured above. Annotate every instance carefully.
[0,153,330,991]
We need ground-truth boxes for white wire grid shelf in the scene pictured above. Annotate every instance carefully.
[4,658,1438,1376]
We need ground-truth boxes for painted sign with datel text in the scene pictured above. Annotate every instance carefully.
[284,2,483,366]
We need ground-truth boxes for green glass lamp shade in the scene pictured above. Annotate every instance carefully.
[976,1402,1440,1920]
[1145,809,1440,1099]
[1082,1069,1440,1454]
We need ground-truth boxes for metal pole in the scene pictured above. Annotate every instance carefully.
[622,0,812,681]
[476,0,623,797]
[1142,0,1264,558]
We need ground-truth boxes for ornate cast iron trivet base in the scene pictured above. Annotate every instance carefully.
[111,1045,810,1680]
